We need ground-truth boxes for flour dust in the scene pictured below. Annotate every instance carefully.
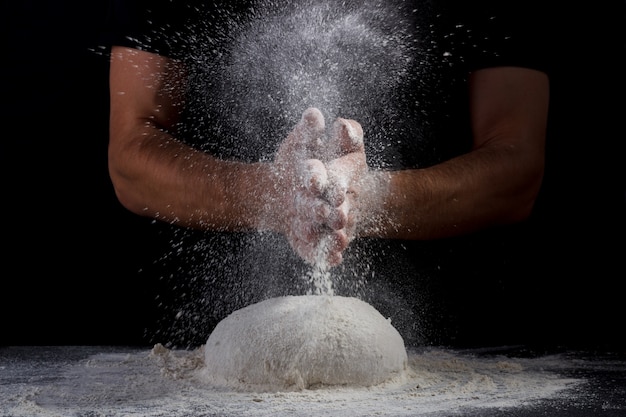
[198,0,423,294]
[131,0,437,347]
[1,345,594,417]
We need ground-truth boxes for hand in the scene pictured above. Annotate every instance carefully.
[272,108,341,266]
[317,116,367,265]
[273,108,367,267]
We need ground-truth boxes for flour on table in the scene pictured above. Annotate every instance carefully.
[202,295,408,391]
[4,346,587,416]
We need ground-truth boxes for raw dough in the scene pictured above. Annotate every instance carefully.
[203,295,408,391]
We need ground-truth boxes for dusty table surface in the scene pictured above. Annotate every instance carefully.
[1,345,625,417]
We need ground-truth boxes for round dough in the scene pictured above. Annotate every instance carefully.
[203,295,408,391]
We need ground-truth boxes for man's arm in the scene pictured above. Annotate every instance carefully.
[108,46,285,232]
[109,47,352,265]
[356,66,549,239]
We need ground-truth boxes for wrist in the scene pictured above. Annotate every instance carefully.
[354,171,392,238]
[253,162,292,234]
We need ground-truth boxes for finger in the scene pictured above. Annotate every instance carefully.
[302,159,327,195]
[325,201,349,230]
[298,107,326,156]
[291,227,326,265]
[280,108,326,163]
[322,169,348,207]
[328,229,349,253]
[290,236,318,266]
[332,117,364,157]
[292,218,324,244]
[327,251,343,267]
[296,195,345,230]
[325,230,349,267]
[294,191,331,224]
[324,151,367,203]
[301,107,325,132]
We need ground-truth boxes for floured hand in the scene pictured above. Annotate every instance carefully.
[317,117,367,265]
[274,107,367,267]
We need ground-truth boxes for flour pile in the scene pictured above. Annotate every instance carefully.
[203,295,408,391]
[197,1,420,387]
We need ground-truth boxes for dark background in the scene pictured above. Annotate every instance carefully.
[2,1,625,350]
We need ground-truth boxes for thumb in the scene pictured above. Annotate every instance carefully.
[330,117,364,159]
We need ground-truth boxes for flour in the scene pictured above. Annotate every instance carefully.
[198,0,421,294]
[202,295,408,392]
[131,0,429,346]
[4,345,594,417]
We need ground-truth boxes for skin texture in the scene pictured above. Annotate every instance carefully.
[108,46,549,267]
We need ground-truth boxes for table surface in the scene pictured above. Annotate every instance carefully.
[1,345,625,417]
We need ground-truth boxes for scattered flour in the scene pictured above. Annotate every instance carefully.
[0,345,594,417]
[202,295,408,391]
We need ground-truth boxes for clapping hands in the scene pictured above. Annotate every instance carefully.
[274,107,367,268]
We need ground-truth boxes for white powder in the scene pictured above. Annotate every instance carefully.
[2,345,594,417]
[202,295,408,391]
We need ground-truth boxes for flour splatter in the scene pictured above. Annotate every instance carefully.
[199,0,422,295]
[122,0,435,346]
[1,345,602,417]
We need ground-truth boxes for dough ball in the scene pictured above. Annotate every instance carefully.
[203,295,408,391]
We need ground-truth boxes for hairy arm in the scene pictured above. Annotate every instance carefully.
[358,66,549,239]
[109,47,350,267]
[108,46,276,231]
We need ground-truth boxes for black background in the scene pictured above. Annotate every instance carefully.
[1,1,625,350]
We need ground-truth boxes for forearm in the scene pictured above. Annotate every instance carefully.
[109,123,277,232]
[108,47,293,233]
[358,144,543,240]
[358,67,549,241]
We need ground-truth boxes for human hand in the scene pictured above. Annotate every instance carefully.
[273,108,366,267]
[317,116,367,265]
[273,108,343,267]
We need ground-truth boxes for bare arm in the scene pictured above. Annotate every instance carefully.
[357,66,549,239]
[109,47,352,267]
[109,47,548,261]
[108,47,278,231]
